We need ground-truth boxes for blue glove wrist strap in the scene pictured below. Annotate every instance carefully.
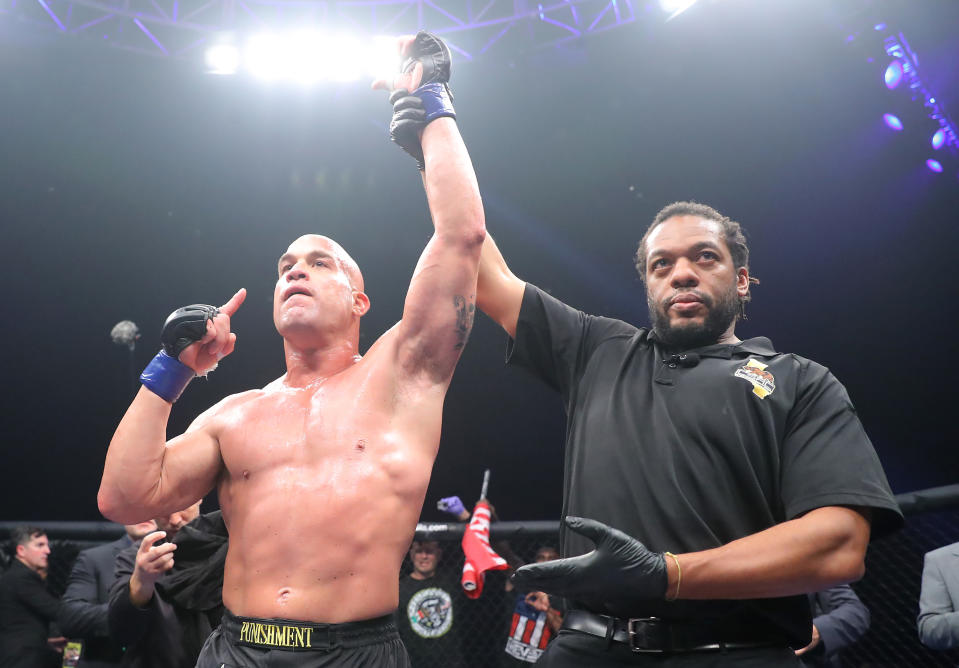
[140,350,195,403]
[416,82,456,123]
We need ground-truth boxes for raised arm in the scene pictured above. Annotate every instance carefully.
[97,290,245,523]
[477,234,526,339]
[395,115,486,384]
[374,33,486,385]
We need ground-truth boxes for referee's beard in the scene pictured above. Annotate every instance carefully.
[647,282,741,351]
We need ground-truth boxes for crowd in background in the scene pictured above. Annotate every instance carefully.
[1,500,957,668]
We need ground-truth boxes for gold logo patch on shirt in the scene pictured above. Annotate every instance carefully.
[734,358,776,399]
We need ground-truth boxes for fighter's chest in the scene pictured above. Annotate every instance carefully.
[218,384,390,471]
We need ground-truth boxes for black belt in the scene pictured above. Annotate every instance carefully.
[220,608,398,651]
[561,609,787,654]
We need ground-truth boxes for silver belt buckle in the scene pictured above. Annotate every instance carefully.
[627,616,666,654]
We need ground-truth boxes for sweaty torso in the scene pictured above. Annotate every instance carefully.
[208,331,442,623]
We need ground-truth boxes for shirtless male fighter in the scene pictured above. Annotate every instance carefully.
[98,33,484,667]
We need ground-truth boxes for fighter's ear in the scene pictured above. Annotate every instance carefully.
[352,291,371,317]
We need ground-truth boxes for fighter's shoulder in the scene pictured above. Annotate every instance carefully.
[186,387,271,431]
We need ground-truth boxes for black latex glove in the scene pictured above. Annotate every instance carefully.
[511,516,668,604]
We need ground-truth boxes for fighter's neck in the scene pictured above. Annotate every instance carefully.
[282,341,361,387]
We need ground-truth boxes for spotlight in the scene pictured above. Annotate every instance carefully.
[926,159,943,173]
[931,129,945,149]
[246,33,287,80]
[659,0,698,16]
[882,114,903,131]
[284,31,330,85]
[205,44,240,75]
[365,35,403,82]
[327,34,365,82]
[238,31,389,84]
[884,61,903,89]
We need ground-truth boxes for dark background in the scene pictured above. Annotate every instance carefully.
[2,0,957,524]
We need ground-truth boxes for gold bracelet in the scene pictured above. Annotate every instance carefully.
[664,552,681,601]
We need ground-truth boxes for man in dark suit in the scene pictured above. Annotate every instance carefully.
[58,521,157,667]
[0,526,62,668]
[796,585,870,667]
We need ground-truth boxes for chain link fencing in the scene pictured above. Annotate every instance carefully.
[2,486,958,667]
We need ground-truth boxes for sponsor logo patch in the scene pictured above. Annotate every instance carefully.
[734,358,776,399]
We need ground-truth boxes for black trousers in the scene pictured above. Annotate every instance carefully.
[536,630,801,667]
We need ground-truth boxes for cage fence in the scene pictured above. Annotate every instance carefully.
[2,486,958,667]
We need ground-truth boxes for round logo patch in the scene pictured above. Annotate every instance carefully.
[407,587,454,639]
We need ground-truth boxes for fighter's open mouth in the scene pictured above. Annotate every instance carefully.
[283,287,312,301]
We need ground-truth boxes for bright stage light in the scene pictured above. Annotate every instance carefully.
[926,159,943,173]
[284,31,329,85]
[659,0,698,18]
[932,129,946,149]
[246,33,287,80]
[327,34,366,82]
[366,35,403,84]
[205,44,240,75]
[238,31,399,84]
[884,61,903,89]
[882,114,903,131]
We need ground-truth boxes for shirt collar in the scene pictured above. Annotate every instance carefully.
[645,329,777,358]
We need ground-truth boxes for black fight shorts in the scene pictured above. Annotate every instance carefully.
[195,608,411,668]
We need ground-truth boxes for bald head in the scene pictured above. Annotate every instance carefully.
[273,234,371,348]
[285,235,364,293]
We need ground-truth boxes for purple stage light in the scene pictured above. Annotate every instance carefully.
[884,61,903,89]
[926,159,943,173]
[874,23,886,31]
[932,129,945,149]
[883,114,903,131]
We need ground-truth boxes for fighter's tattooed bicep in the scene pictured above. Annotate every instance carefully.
[453,295,476,349]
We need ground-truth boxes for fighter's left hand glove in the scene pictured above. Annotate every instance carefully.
[376,32,455,170]
[510,516,668,603]
[140,289,245,402]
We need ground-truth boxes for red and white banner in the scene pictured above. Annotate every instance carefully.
[460,499,508,599]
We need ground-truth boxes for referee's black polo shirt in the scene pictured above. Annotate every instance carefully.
[507,284,902,647]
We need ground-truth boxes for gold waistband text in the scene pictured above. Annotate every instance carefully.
[239,621,315,648]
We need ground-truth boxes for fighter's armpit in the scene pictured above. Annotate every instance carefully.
[453,295,476,350]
